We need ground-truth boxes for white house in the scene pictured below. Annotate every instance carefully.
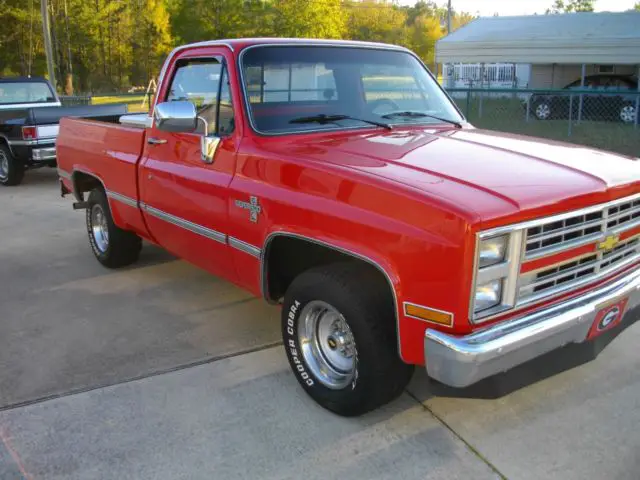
[436,11,640,90]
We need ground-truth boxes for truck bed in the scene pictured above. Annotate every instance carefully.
[57,116,148,234]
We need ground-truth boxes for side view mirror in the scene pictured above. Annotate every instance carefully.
[154,101,197,132]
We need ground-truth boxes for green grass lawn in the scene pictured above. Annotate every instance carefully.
[91,94,150,113]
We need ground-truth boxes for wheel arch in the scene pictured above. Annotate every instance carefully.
[71,169,107,203]
[260,231,404,359]
[0,135,15,157]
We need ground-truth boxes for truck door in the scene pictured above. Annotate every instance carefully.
[139,52,239,281]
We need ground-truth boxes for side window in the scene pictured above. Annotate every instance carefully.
[166,58,234,136]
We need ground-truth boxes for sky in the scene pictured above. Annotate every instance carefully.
[397,0,638,16]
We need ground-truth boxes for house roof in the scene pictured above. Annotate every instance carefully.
[436,12,640,65]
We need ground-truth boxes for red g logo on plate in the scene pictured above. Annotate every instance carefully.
[587,298,628,340]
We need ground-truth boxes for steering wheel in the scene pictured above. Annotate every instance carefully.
[368,98,400,115]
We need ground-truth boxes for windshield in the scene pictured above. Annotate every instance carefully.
[0,81,56,105]
[240,46,463,134]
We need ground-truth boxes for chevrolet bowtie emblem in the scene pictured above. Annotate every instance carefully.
[598,234,620,252]
[235,196,262,223]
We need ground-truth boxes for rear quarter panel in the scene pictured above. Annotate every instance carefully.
[57,117,148,236]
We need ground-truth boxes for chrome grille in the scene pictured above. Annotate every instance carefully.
[525,211,603,256]
[606,198,640,230]
[519,237,640,303]
[524,194,640,259]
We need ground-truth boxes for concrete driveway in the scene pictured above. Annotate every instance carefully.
[1,169,639,479]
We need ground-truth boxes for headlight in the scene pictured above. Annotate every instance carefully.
[478,235,508,268]
[474,279,503,312]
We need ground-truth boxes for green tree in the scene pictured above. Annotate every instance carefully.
[345,0,409,45]
[407,14,442,66]
[130,0,172,88]
[272,0,346,39]
[0,0,45,77]
[546,0,596,13]
[168,0,270,45]
[633,2,640,10]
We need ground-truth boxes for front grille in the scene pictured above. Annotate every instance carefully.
[519,237,640,302]
[525,195,640,259]
[525,211,603,256]
[606,198,640,230]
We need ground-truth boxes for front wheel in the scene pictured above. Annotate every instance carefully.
[620,104,636,124]
[86,188,142,268]
[282,263,414,416]
[0,144,25,186]
[534,101,552,120]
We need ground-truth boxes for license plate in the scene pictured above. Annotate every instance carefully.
[587,297,629,340]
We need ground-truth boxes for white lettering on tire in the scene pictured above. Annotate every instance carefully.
[287,300,314,386]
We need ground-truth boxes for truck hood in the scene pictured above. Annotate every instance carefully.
[271,127,640,225]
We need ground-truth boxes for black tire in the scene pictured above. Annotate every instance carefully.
[0,144,25,186]
[282,263,414,416]
[86,188,142,268]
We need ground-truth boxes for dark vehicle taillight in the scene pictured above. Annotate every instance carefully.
[22,126,38,140]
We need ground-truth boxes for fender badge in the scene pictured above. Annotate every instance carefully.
[235,196,262,223]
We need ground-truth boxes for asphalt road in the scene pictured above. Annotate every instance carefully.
[1,169,639,479]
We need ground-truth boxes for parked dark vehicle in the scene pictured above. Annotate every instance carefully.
[528,75,638,123]
[0,77,128,186]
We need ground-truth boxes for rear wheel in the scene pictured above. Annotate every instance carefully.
[0,144,25,186]
[282,263,414,416]
[86,188,142,268]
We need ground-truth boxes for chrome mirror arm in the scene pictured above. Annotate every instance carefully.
[197,116,209,137]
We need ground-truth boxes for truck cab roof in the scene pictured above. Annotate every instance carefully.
[172,37,410,53]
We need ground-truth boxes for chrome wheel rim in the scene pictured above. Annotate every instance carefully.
[298,300,356,390]
[536,103,550,120]
[0,151,8,181]
[620,105,636,124]
[90,204,109,253]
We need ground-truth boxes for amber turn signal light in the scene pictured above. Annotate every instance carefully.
[404,303,453,327]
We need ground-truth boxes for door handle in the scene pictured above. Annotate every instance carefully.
[147,137,167,145]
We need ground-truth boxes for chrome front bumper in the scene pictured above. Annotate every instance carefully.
[424,266,640,388]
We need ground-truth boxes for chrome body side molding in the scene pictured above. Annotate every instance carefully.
[140,202,226,244]
[228,236,261,258]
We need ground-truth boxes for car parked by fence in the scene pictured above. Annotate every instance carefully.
[528,74,638,123]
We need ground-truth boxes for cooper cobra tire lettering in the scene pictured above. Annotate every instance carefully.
[287,299,314,386]
[281,263,414,416]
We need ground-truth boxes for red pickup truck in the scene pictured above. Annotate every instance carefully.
[57,38,640,416]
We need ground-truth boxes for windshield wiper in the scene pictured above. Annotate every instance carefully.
[289,114,392,130]
[380,111,462,128]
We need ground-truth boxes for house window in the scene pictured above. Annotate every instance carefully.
[597,65,615,74]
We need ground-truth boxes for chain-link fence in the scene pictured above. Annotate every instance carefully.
[60,92,154,112]
[446,87,640,158]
